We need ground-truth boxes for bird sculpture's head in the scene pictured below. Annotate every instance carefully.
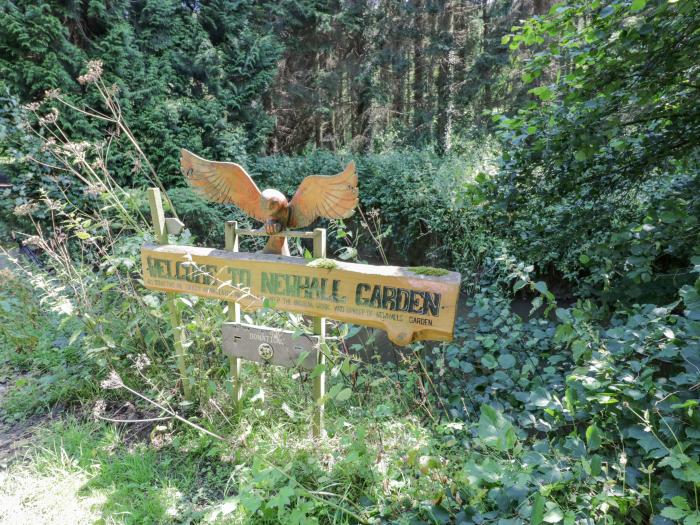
[261,189,288,215]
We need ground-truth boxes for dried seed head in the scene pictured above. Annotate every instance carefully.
[134,354,151,371]
[44,88,61,100]
[92,399,106,420]
[84,182,106,197]
[101,370,124,390]
[13,202,39,217]
[22,235,42,247]
[43,197,62,211]
[41,137,57,152]
[62,141,91,163]
[78,60,103,85]
[38,107,59,126]
[22,102,40,112]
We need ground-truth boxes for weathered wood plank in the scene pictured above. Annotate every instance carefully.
[224,221,243,409]
[146,189,191,400]
[311,228,326,438]
[140,243,461,346]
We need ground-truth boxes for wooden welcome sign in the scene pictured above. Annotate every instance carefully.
[143,150,461,437]
[141,243,460,346]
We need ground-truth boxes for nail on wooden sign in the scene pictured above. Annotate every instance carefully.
[141,243,461,345]
[222,323,318,368]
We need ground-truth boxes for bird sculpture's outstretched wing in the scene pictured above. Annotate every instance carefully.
[288,162,359,229]
[180,149,265,221]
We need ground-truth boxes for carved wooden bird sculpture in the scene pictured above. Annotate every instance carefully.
[181,149,359,255]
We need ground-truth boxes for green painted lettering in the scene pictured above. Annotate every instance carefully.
[381,286,397,310]
[355,283,371,306]
[261,272,277,294]
[424,291,441,317]
[331,279,346,303]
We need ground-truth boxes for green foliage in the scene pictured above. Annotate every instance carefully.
[0,269,99,419]
[0,0,283,184]
[250,146,498,281]
[493,0,700,303]
[306,258,338,270]
[2,1,700,524]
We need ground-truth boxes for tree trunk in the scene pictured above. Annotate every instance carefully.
[435,0,455,155]
[412,0,429,144]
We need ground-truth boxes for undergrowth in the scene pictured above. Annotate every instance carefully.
[0,55,698,525]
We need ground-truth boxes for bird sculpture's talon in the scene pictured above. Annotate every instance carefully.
[264,220,282,235]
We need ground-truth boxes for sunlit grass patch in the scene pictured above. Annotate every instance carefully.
[0,421,107,525]
[0,361,459,524]
[0,464,105,525]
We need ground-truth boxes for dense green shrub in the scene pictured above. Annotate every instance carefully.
[249,146,499,281]
[492,0,700,304]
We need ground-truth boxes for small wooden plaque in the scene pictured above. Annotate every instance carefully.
[222,323,319,369]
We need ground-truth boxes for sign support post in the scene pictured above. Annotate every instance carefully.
[224,221,243,410]
[312,228,326,438]
[147,188,192,400]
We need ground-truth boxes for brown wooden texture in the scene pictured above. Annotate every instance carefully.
[222,323,319,369]
[147,188,191,399]
[311,228,326,438]
[140,243,461,345]
[224,221,243,409]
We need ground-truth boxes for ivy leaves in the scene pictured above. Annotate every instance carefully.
[478,404,517,452]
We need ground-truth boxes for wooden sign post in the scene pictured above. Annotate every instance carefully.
[144,149,461,438]
[221,221,329,435]
[147,188,191,400]
[224,221,243,409]
[311,228,326,437]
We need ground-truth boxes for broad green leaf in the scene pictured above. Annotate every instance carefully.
[571,339,587,362]
[543,507,564,523]
[631,0,647,10]
[514,279,528,292]
[478,404,517,452]
[267,485,295,512]
[671,497,690,511]
[529,86,555,101]
[586,424,602,451]
[481,354,498,369]
[335,387,352,402]
[239,492,262,514]
[683,512,700,525]
[660,506,687,519]
[498,353,516,369]
[533,281,548,294]
[531,493,546,525]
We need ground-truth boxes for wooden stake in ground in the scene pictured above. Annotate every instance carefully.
[312,227,326,438]
[224,221,243,410]
[147,188,191,400]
